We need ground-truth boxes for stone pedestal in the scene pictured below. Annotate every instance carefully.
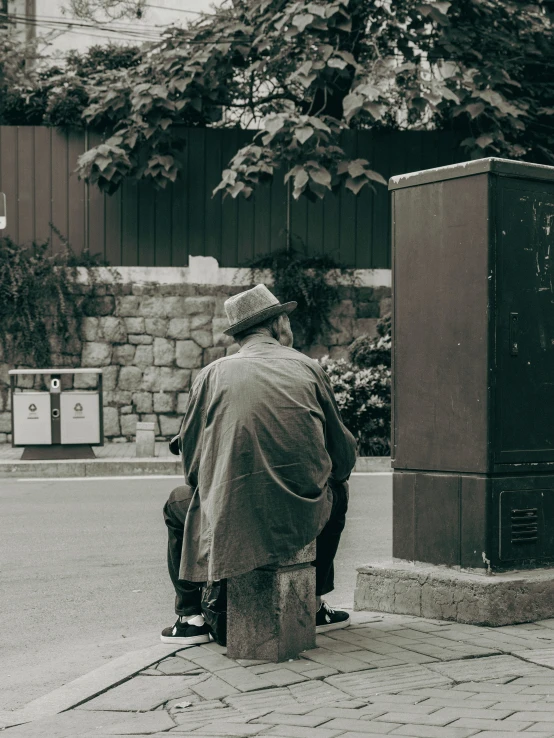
[135,421,155,458]
[226,541,316,661]
[354,560,554,626]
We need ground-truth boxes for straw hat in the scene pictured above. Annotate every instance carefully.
[223,284,297,336]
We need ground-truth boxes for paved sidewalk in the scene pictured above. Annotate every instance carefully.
[4,610,554,737]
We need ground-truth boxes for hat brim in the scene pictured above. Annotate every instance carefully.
[224,301,297,336]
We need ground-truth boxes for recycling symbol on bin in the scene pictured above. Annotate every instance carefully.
[28,403,37,412]
[74,403,83,413]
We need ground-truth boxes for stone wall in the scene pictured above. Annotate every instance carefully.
[0,270,391,444]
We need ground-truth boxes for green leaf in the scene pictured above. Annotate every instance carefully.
[343,93,363,122]
[293,14,314,32]
[465,102,485,119]
[475,134,494,148]
[295,126,314,144]
[345,176,367,195]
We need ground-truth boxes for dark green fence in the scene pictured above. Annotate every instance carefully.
[0,126,465,268]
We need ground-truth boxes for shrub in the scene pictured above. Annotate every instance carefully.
[349,313,391,369]
[318,356,391,457]
[0,236,107,367]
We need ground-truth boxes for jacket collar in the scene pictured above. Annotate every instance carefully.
[238,334,281,352]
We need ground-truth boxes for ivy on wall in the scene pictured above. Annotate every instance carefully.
[0,235,108,368]
[246,247,358,347]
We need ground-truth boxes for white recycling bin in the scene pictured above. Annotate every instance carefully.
[60,392,101,444]
[12,392,52,445]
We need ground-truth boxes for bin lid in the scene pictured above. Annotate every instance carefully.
[9,368,104,375]
[389,157,554,191]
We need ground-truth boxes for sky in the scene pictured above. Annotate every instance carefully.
[30,0,224,56]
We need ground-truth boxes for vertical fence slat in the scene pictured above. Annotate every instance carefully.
[33,127,52,246]
[371,132,391,269]
[138,180,155,266]
[355,130,374,269]
[51,129,69,254]
[219,129,239,267]
[269,175,287,255]
[171,129,188,266]
[17,127,35,246]
[236,130,256,266]
[121,180,138,266]
[67,130,86,255]
[87,132,105,260]
[187,128,206,258]
[105,188,122,266]
[204,127,223,264]
[154,184,171,266]
[338,131,357,267]
[0,127,19,243]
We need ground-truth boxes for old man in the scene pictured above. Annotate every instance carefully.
[161,283,357,645]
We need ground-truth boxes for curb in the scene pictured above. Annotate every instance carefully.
[0,456,391,479]
[0,644,186,729]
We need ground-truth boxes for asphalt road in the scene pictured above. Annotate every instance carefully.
[0,472,392,712]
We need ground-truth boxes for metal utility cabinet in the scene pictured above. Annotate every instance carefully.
[10,369,104,446]
[390,157,554,572]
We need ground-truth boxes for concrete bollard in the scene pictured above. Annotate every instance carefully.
[135,421,155,458]
[226,540,316,661]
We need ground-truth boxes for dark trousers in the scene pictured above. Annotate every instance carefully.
[163,480,349,618]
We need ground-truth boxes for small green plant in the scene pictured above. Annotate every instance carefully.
[246,247,357,347]
[0,236,106,367]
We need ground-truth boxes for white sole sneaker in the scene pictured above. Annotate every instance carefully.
[316,615,351,633]
[160,633,210,645]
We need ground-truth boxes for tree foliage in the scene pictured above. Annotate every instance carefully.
[2,1,553,200]
[74,0,554,199]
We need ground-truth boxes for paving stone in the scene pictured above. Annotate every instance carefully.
[367,694,429,706]
[447,717,535,731]
[78,676,193,711]
[323,718,403,734]
[248,663,294,675]
[251,713,330,727]
[156,656,201,675]
[326,665,452,696]
[426,655,551,682]
[316,635,364,652]
[426,706,515,721]
[215,666,274,692]
[462,734,554,738]
[418,697,499,708]
[308,707,384,720]
[0,710,122,737]
[236,659,272,667]
[506,710,554,721]
[452,681,528,694]
[512,649,554,667]
[487,700,554,711]
[187,652,240,671]
[374,712,456,726]
[86,710,176,734]
[391,726,483,738]
[188,675,240,700]
[362,702,440,715]
[172,706,243,726]
[289,679,352,704]
[300,649,377,672]
[259,669,310,687]
[189,723,267,735]
[261,725,346,738]
[338,734,401,738]
[225,687,297,713]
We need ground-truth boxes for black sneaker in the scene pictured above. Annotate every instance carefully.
[160,615,211,645]
[316,601,350,633]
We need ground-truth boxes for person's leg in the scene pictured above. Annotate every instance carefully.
[163,484,203,616]
[313,478,350,631]
[161,485,210,643]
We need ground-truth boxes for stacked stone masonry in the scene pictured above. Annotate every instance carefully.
[0,281,391,444]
